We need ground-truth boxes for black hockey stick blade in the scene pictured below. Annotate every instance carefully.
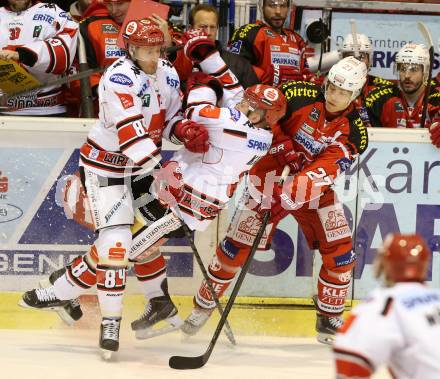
[169,352,208,370]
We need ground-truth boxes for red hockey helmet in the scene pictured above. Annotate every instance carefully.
[243,84,287,126]
[122,19,164,48]
[376,233,431,283]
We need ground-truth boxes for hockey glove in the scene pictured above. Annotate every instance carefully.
[186,72,223,103]
[182,29,216,63]
[152,161,184,208]
[271,64,304,86]
[268,138,304,175]
[429,119,440,148]
[268,179,301,225]
[174,119,209,153]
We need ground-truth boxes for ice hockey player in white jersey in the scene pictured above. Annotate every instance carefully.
[0,0,78,115]
[333,233,440,379]
[126,78,287,338]
[20,18,209,359]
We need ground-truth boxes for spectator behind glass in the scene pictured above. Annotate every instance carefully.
[0,0,78,116]
[171,4,260,89]
[228,0,313,86]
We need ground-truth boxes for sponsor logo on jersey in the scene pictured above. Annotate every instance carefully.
[288,47,299,54]
[308,107,320,122]
[394,101,404,113]
[219,239,239,259]
[336,157,352,173]
[115,92,134,109]
[102,23,118,33]
[283,84,318,100]
[270,45,281,51]
[105,45,125,58]
[228,107,241,122]
[319,206,351,242]
[334,250,357,268]
[32,14,54,24]
[229,40,242,54]
[294,129,324,155]
[403,293,440,309]
[365,87,394,107]
[109,73,133,86]
[358,105,369,124]
[270,52,299,66]
[105,38,117,44]
[33,25,42,38]
[88,148,99,159]
[59,11,73,21]
[300,122,314,134]
[166,76,179,88]
[397,118,407,128]
[264,29,275,38]
[247,139,270,151]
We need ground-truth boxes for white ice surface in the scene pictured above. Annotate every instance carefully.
[1,329,392,379]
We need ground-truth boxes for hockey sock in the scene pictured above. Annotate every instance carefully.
[134,255,167,299]
[53,247,98,300]
[316,266,350,316]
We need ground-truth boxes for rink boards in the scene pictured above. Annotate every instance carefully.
[0,117,439,332]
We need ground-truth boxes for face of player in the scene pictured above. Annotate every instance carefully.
[8,0,32,12]
[236,100,268,128]
[325,82,353,113]
[106,1,130,25]
[131,45,162,74]
[192,10,218,41]
[398,63,424,95]
[262,0,289,32]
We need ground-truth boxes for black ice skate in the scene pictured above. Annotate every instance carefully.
[181,304,214,337]
[315,313,344,345]
[19,287,68,311]
[131,295,183,339]
[100,317,121,360]
[39,267,83,325]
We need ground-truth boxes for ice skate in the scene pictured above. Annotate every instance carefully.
[181,304,214,337]
[39,267,83,325]
[131,295,183,339]
[100,317,121,360]
[19,287,68,311]
[315,313,344,345]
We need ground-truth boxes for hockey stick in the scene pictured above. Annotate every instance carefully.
[169,166,290,370]
[418,22,434,129]
[157,175,236,345]
[179,221,236,346]
[349,19,360,59]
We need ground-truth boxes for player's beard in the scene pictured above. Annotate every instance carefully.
[263,12,286,32]
[9,0,32,12]
[401,80,423,95]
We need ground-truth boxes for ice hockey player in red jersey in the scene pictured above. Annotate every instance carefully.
[366,43,440,131]
[334,233,440,378]
[181,56,369,345]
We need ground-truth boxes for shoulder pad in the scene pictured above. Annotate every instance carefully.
[370,76,394,87]
[428,87,440,106]
[280,81,322,114]
[364,84,399,109]
[230,23,263,42]
[346,109,368,155]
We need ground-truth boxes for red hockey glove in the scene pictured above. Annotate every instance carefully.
[268,138,304,175]
[267,179,300,225]
[186,72,223,102]
[429,119,440,148]
[174,119,209,153]
[152,161,184,208]
[182,29,216,63]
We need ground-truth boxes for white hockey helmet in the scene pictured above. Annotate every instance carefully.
[340,33,372,56]
[395,43,430,80]
[326,56,368,101]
